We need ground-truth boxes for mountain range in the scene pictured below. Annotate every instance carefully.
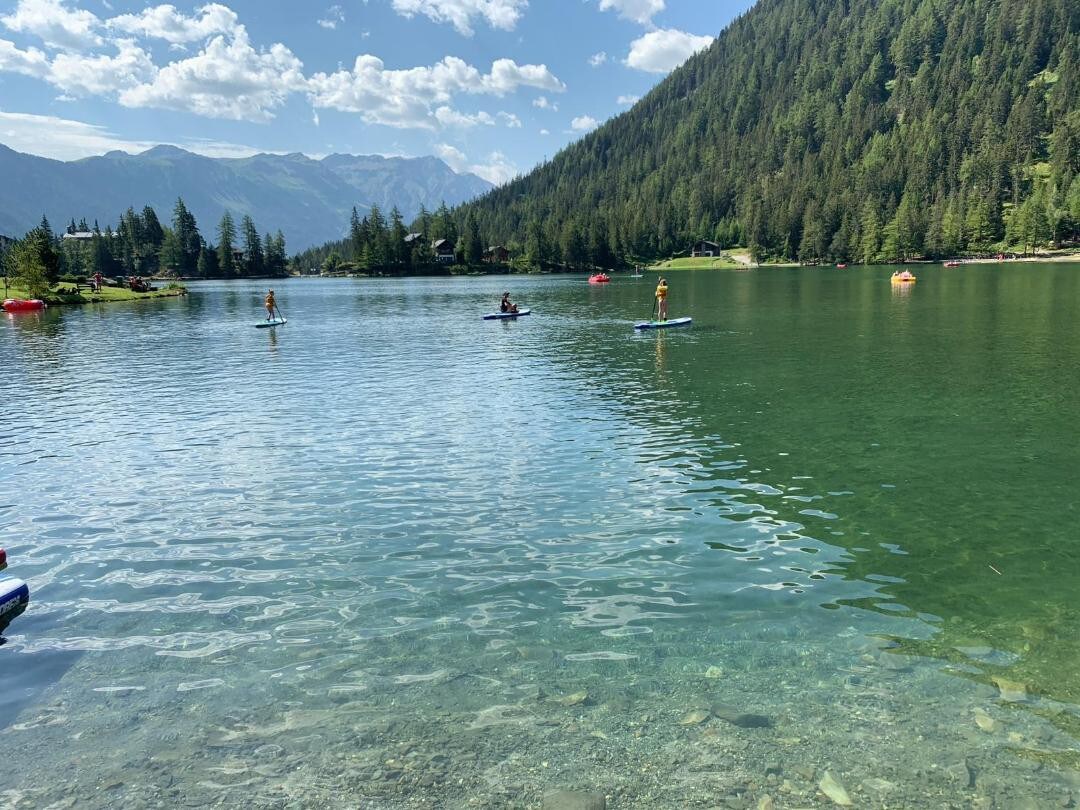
[453,0,1078,264]
[0,144,492,251]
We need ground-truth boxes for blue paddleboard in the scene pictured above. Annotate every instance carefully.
[0,577,29,630]
[483,308,531,320]
[634,317,692,330]
[255,319,287,329]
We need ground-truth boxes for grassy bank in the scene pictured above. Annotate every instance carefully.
[2,282,187,306]
[650,256,745,270]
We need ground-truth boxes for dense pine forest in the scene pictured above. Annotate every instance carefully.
[445,0,1079,266]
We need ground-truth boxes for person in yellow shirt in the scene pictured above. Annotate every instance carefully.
[655,277,669,321]
[264,289,276,321]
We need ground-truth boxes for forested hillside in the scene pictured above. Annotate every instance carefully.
[456,0,1080,265]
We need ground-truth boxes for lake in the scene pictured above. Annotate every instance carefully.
[1,266,1078,808]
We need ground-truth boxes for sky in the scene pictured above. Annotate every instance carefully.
[0,0,754,184]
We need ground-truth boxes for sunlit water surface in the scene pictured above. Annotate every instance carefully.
[1,268,1079,809]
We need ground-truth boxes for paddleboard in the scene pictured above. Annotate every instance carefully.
[0,577,29,630]
[255,319,287,329]
[634,317,692,330]
[482,308,531,320]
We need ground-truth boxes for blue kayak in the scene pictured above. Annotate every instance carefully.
[634,317,692,330]
[483,308,531,320]
[255,319,287,329]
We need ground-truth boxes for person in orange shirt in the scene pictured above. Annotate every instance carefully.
[655,277,669,321]
[265,289,276,321]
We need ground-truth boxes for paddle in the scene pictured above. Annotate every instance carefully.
[272,302,286,324]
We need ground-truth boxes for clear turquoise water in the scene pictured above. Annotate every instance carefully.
[1,268,1078,808]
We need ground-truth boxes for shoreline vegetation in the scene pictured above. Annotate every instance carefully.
[3,281,187,307]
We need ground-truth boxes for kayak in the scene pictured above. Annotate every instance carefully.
[944,261,961,267]
[589,274,610,283]
[2,298,46,312]
[483,308,531,320]
[634,317,692,330]
[0,577,29,630]
[255,319,287,328]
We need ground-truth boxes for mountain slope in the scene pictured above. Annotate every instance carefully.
[458,0,1079,264]
[0,145,491,250]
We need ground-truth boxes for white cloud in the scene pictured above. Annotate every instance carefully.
[616,94,639,105]
[108,3,239,44]
[626,28,711,73]
[50,38,155,96]
[598,0,664,25]
[497,111,521,128]
[436,143,517,184]
[119,28,306,121]
[0,38,50,77]
[588,51,606,67]
[1,0,103,50]
[532,95,557,111]
[434,105,495,127]
[539,128,549,135]
[391,0,527,36]
[308,55,564,129]
[571,114,599,131]
[316,5,345,30]
[0,109,268,160]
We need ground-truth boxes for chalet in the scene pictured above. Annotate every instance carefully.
[483,245,510,263]
[691,240,720,257]
[62,231,95,242]
[433,238,455,264]
[232,248,245,264]
[404,232,423,245]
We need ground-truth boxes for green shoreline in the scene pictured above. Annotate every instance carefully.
[2,282,187,307]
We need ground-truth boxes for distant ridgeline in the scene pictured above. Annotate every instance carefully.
[450,0,1079,265]
[9,202,288,281]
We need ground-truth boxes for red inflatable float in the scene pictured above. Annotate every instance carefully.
[588,274,610,284]
[2,298,46,312]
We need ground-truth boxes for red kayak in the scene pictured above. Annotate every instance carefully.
[2,298,46,312]
[588,274,610,284]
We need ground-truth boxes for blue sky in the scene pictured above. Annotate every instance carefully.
[0,0,753,182]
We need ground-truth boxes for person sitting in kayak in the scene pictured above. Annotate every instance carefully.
[500,292,518,314]
[265,290,276,320]
[655,278,669,321]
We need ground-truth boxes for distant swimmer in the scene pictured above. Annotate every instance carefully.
[655,277,669,321]
[265,289,276,320]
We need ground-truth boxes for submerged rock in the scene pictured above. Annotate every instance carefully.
[679,709,710,726]
[556,691,589,707]
[992,676,1028,703]
[818,771,854,806]
[973,707,999,733]
[542,789,606,810]
[705,666,725,679]
[711,703,773,728]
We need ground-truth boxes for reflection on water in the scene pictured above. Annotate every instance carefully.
[1,269,1079,808]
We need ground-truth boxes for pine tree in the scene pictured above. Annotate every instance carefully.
[240,215,264,276]
[217,212,237,278]
[172,198,202,276]
[158,227,184,274]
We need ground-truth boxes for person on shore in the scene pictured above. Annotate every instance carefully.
[265,289,276,320]
[655,277,669,321]
[500,292,518,314]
